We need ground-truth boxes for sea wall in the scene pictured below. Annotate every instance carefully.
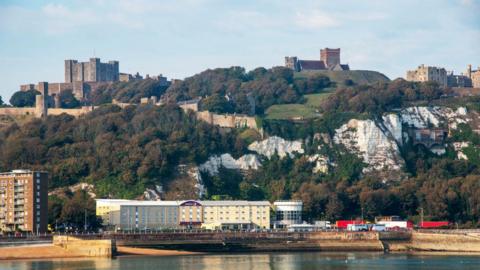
[386,231,480,253]
[53,236,115,258]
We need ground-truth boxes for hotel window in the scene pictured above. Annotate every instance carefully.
[36,198,40,203]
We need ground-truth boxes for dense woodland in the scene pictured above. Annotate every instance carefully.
[1,66,480,229]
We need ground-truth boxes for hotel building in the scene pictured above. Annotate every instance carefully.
[96,199,273,231]
[96,199,180,231]
[201,201,270,230]
[0,170,48,233]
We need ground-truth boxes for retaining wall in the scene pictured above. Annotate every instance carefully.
[53,235,115,258]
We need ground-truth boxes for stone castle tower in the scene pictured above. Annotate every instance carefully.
[320,48,341,68]
[285,56,300,72]
[65,58,119,83]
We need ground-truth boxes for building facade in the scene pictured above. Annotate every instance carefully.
[285,48,350,72]
[272,201,303,228]
[467,65,480,88]
[406,64,448,87]
[0,170,48,233]
[96,199,180,231]
[201,201,271,230]
[65,58,119,83]
[96,199,275,231]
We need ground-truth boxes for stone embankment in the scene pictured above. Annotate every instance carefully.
[2,231,480,260]
[385,231,480,253]
[0,236,115,260]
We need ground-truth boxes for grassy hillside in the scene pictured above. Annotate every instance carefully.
[265,89,335,120]
[294,70,390,86]
[265,70,390,120]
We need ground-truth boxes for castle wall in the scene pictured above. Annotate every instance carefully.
[195,110,258,130]
[178,102,199,112]
[48,106,96,117]
[0,107,36,116]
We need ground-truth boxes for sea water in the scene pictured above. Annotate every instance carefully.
[1,252,480,270]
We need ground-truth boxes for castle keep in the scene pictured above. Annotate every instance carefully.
[285,48,350,72]
[65,58,119,83]
[20,57,120,101]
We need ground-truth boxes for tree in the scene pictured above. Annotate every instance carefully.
[59,89,81,108]
[0,95,4,106]
[59,190,102,231]
[9,90,40,107]
[200,94,234,113]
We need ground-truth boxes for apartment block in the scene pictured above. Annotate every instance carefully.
[0,170,48,233]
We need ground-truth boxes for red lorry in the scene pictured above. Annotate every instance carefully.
[336,220,365,229]
[419,221,449,228]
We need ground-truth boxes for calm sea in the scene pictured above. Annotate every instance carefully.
[1,252,480,270]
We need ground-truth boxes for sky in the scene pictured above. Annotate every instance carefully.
[0,0,479,101]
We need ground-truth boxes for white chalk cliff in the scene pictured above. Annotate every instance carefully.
[248,136,304,158]
[199,153,261,175]
[399,106,469,129]
[334,119,404,172]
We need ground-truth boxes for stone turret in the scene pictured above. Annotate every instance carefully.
[35,94,47,118]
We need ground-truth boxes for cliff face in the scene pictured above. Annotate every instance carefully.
[200,154,261,175]
[248,136,304,158]
[172,105,477,197]
[334,119,404,173]
[398,106,469,129]
[332,106,475,175]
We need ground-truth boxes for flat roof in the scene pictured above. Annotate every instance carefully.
[96,199,180,206]
[0,170,48,176]
[95,199,272,207]
[202,201,271,206]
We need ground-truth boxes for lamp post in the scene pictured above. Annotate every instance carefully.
[420,207,424,228]
[84,209,87,232]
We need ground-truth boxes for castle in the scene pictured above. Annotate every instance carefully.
[20,58,120,102]
[406,64,480,88]
[285,48,350,72]
[65,58,119,83]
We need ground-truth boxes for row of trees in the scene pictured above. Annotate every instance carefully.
[8,89,81,108]
[321,79,451,115]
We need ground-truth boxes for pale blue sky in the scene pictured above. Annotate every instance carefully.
[0,0,479,100]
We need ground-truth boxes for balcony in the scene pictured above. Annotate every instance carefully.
[14,207,24,212]
[14,200,25,205]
